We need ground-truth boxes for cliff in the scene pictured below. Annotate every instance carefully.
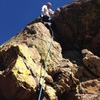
[0,0,100,100]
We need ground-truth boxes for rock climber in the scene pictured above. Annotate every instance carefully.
[41,2,54,26]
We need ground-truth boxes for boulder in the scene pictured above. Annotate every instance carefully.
[53,0,100,56]
[82,49,100,77]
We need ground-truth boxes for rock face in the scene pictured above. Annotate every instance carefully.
[82,49,100,77]
[53,0,100,56]
[0,0,100,100]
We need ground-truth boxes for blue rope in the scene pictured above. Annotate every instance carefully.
[38,26,54,100]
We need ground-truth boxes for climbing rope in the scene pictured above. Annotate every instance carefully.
[38,26,54,100]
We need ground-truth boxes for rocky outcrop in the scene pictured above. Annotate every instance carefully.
[0,0,100,100]
[82,49,100,77]
[53,0,100,56]
[0,22,78,100]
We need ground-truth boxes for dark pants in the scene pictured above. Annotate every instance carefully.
[41,15,51,23]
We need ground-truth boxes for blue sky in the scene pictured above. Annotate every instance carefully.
[0,0,73,45]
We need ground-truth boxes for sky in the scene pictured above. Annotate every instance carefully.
[0,0,73,45]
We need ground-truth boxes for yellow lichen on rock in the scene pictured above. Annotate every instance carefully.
[12,55,37,91]
[45,85,57,100]
[11,44,53,92]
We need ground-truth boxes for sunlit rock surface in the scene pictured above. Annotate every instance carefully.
[0,0,100,99]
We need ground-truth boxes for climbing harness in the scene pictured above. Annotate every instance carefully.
[38,25,54,100]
